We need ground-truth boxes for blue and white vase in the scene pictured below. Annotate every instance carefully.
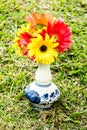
[25,64,60,111]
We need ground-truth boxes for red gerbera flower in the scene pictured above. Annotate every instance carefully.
[15,32,32,56]
[18,32,32,47]
[47,18,73,52]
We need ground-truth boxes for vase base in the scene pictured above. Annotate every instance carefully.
[25,81,60,111]
[31,102,53,111]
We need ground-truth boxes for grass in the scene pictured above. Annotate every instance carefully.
[0,0,87,129]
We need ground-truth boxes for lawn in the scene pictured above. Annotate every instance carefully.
[0,0,87,129]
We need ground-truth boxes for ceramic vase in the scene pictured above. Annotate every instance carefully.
[25,64,60,110]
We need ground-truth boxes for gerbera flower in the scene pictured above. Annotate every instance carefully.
[47,18,73,52]
[26,12,53,30]
[14,32,32,56]
[17,24,35,36]
[28,34,59,64]
[14,23,35,57]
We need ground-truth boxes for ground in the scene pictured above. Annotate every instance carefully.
[0,0,87,130]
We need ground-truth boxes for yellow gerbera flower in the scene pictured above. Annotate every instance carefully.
[17,23,35,36]
[28,34,59,64]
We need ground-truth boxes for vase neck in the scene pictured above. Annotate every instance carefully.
[35,64,52,85]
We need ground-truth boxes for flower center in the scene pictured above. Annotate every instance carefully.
[40,45,47,52]
[36,24,44,30]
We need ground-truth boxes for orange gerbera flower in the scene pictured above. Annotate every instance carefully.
[26,12,53,27]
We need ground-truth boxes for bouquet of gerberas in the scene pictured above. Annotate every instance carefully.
[14,12,73,64]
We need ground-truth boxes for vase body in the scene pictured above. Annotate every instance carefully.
[25,64,60,110]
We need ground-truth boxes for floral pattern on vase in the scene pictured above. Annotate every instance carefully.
[25,82,60,110]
